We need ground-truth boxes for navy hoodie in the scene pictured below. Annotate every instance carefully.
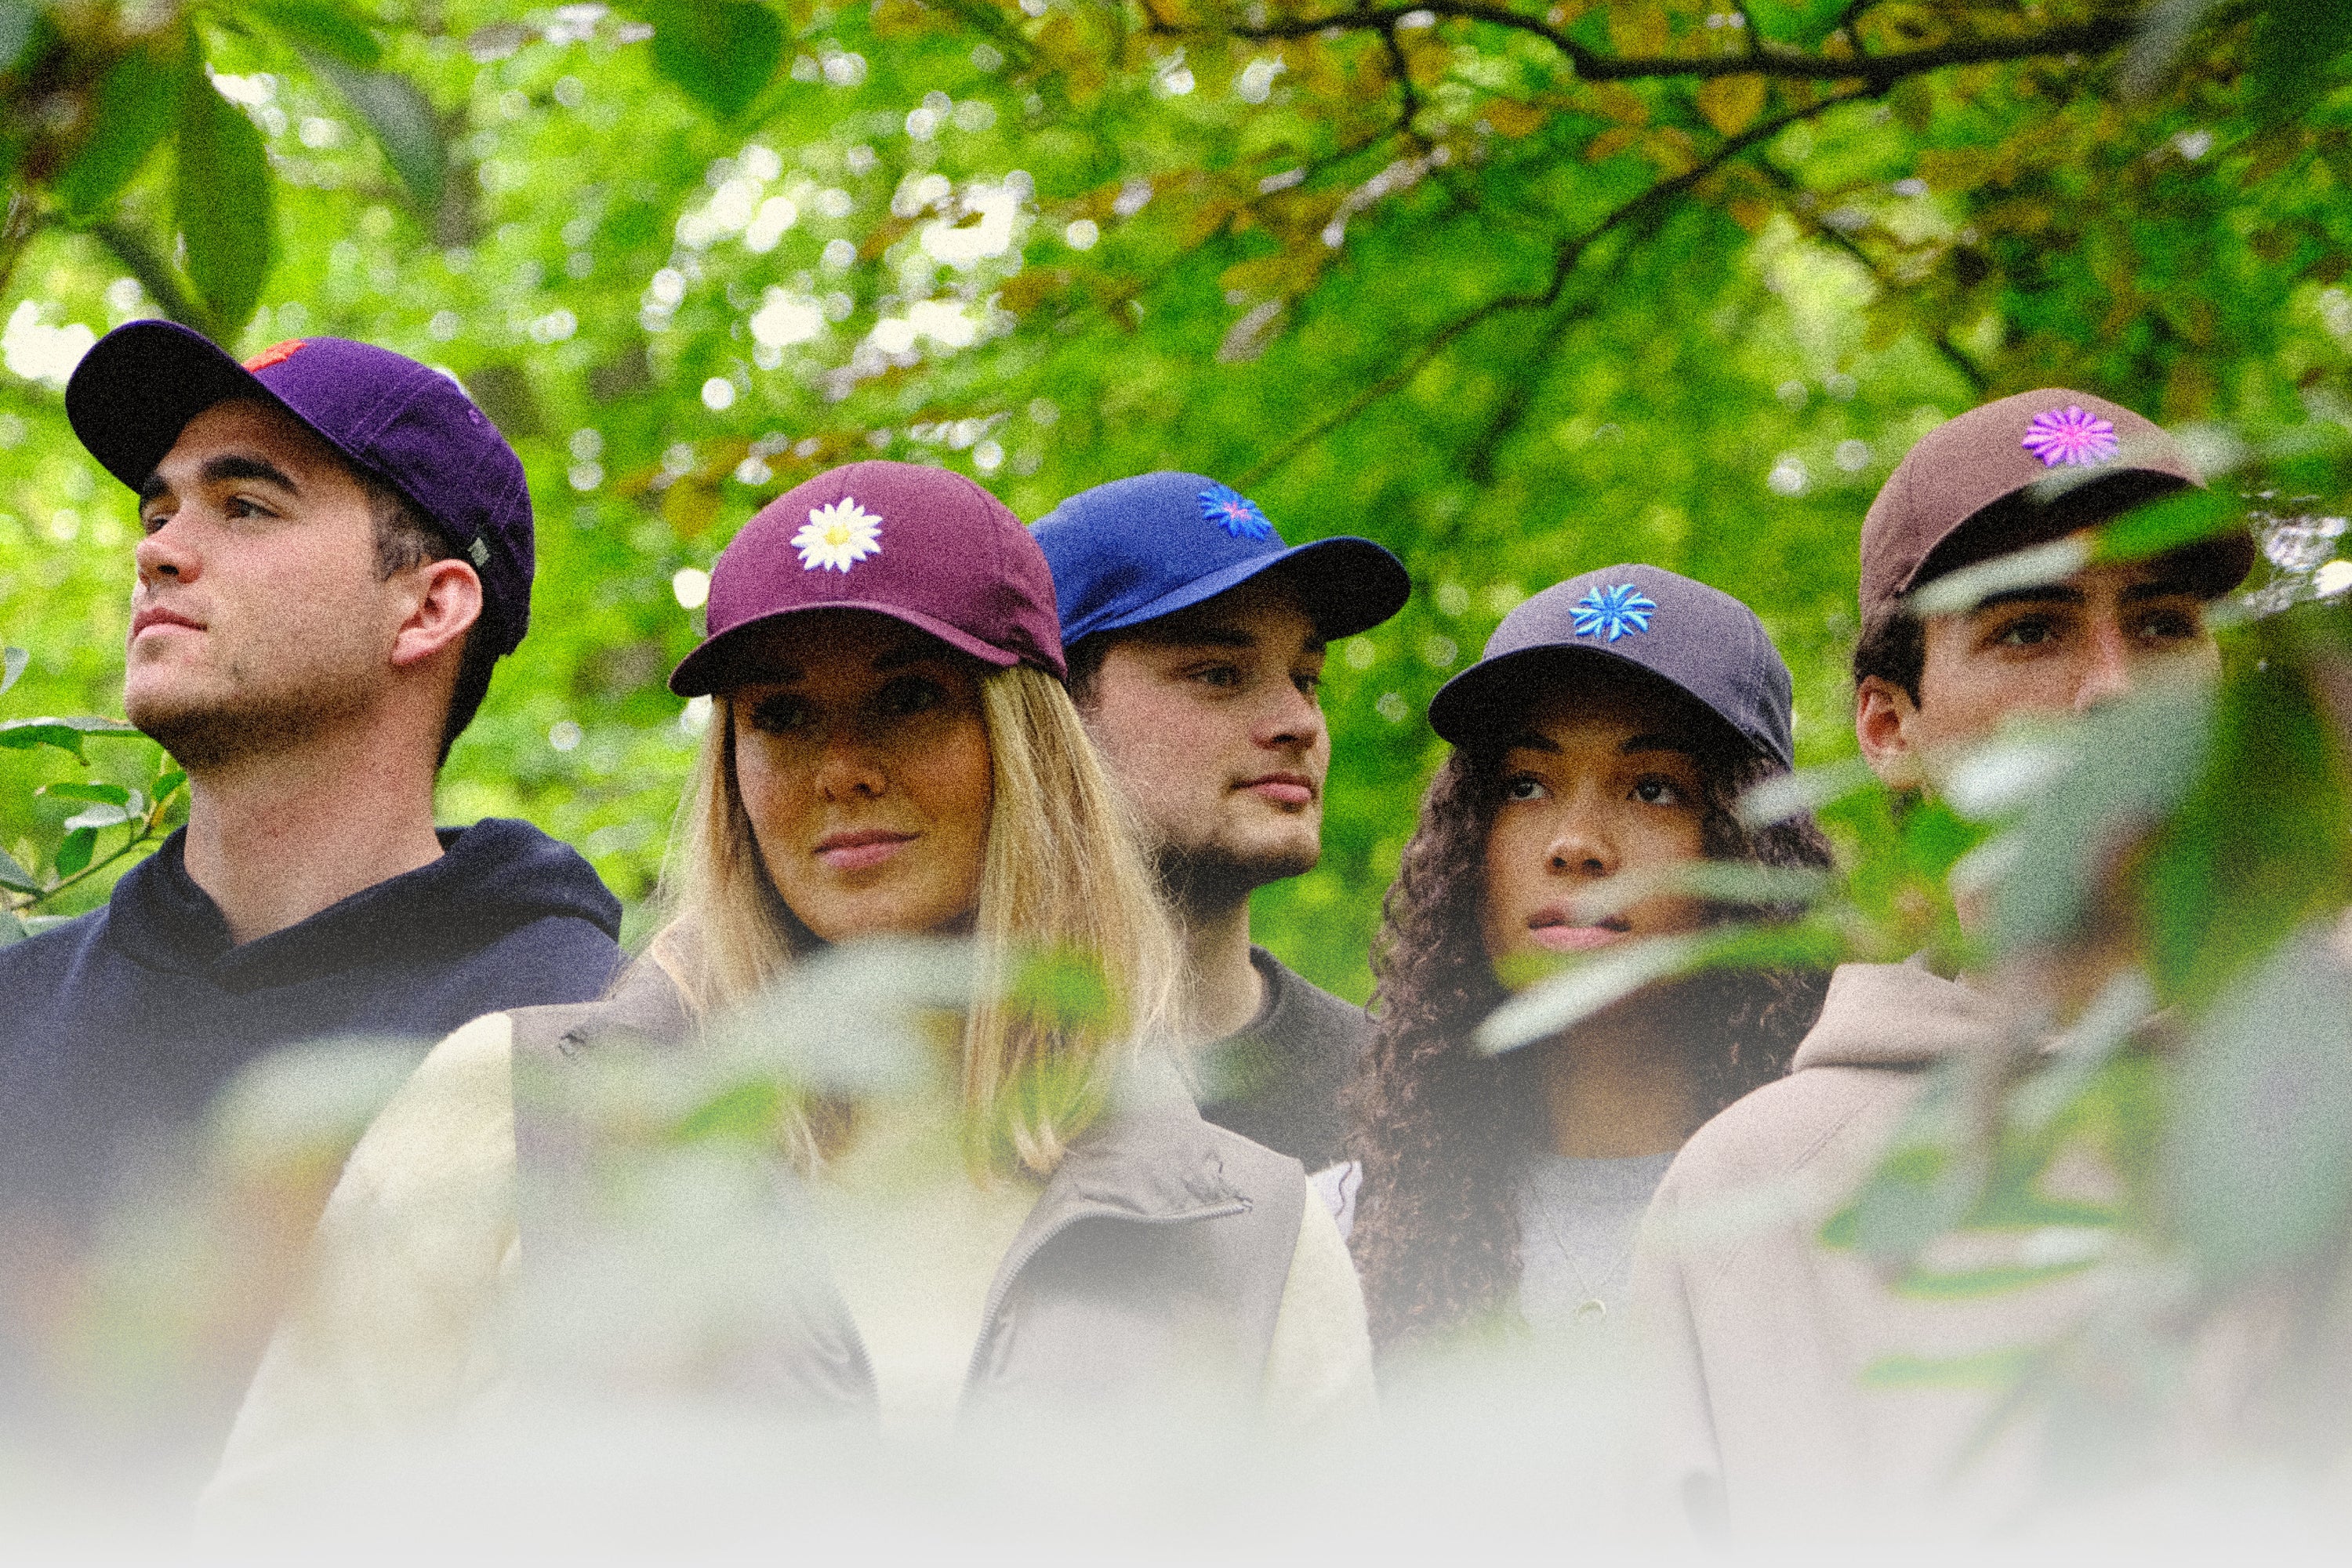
[0,817,622,1216]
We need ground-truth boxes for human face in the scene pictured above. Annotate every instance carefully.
[729,611,994,944]
[129,399,400,769]
[1480,684,1712,971]
[1081,578,1328,910]
[1858,559,2219,788]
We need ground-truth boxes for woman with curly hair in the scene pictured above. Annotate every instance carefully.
[1350,564,1831,1354]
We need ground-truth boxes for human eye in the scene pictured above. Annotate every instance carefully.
[1504,774,1548,802]
[746,693,812,735]
[1293,667,1323,700]
[1631,775,1686,807]
[222,493,278,521]
[1189,663,1242,690]
[2133,604,2203,644]
[1991,614,2058,650]
[877,673,946,717]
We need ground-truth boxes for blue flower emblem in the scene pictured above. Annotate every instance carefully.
[1571,583,1658,642]
[1198,482,1274,541]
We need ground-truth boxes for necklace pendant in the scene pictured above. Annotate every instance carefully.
[1575,1297,1607,1322]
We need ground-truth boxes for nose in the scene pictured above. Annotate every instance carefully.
[2073,613,2136,713]
[1251,677,1326,753]
[1546,799,1620,879]
[811,722,888,801]
[133,515,198,587]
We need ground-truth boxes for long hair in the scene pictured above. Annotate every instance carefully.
[1348,736,1835,1352]
[648,662,1182,1177]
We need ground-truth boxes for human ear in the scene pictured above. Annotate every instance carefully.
[389,558,485,670]
[1855,676,1925,791]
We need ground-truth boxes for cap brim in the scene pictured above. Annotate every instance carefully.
[65,321,321,492]
[668,601,1032,696]
[1428,643,1768,762]
[1069,535,1410,645]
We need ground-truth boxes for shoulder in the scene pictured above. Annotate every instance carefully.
[506,956,692,1062]
[1253,949,1372,1051]
[1661,1058,1926,1204]
[0,906,104,978]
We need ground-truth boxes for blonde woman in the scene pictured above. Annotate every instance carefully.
[209,463,1371,1505]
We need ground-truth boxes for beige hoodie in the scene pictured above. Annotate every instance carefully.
[1628,957,2113,1539]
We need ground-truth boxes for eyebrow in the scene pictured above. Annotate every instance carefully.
[137,452,302,504]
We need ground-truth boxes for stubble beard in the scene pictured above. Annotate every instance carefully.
[1151,829,1320,924]
[129,662,372,775]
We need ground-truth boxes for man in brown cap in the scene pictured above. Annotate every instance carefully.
[1628,390,2254,1538]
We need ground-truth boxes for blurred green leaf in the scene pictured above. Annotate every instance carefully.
[52,34,188,217]
[1,645,24,698]
[2250,0,2352,124]
[641,0,785,122]
[0,845,36,894]
[1860,1346,2038,1390]
[175,68,276,332]
[250,0,384,68]
[2140,626,2352,1009]
[1740,0,1849,49]
[673,1078,786,1144]
[60,802,131,831]
[52,826,96,877]
[304,52,446,210]
[2165,923,2352,1286]
[38,781,129,807]
[0,2,37,76]
[0,716,141,762]
[1893,1258,2102,1301]
[2089,488,2241,570]
[1007,945,1115,1033]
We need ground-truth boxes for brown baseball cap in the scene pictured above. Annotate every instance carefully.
[1859,387,2254,615]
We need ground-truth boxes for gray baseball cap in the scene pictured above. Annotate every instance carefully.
[1428,564,1795,768]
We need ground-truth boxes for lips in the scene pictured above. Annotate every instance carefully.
[1526,912,1632,953]
[1237,771,1316,808]
[814,827,916,873]
[129,605,205,641]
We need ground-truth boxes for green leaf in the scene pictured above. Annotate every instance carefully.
[673,1078,785,1144]
[1893,1257,2101,1301]
[304,52,445,209]
[2250,0,2352,125]
[0,909,24,949]
[38,782,130,807]
[0,716,141,762]
[61,802,132,832]
[1738,0,1849,49]
[1860,1347,2038,1391]
[642,0,785,122]
[1,645,24,697]
[53,827,97,877]
[0,846,38,895]
[251,0,383,67]
[154,768,187,806]
[2089,488,2241,571]
[176,69,277,333]
[52,34,189,217]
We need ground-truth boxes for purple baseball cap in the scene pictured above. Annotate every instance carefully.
[64,319,535,657]
[670,460,1065,696]
[1429,564,1795,768]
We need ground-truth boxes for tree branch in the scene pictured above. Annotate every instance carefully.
[1237,87,1871,486]
[1195,5,2137,89]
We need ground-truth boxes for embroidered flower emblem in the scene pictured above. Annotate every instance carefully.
[2021,406,2119,468]
[792,497,883,572]
[1198,481,1274,541]
[1571,583,1658,643]
[241,339,307,372]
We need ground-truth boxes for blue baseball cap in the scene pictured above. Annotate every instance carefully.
[1032,471,1410,647]
[1428,564,1795,768]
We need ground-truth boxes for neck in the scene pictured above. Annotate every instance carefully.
[1534,996,1699,1159]
[1175,888,1264,1044]
[180,725,445,945]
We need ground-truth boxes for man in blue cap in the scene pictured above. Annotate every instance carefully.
[1,323,621,1283]
[1033,474,1409,1192]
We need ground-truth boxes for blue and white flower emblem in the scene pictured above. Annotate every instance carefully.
[1198,482,1274,541]
[1571,583,1657,642]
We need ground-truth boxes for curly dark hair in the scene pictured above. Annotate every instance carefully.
[1348,730,1835,1353]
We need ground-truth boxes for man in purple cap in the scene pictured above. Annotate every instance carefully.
[0,323,621,1249]
[1033,474,1409,1197]
[1630,390,2256,1536]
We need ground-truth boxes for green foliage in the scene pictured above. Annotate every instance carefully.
[640,0,786,122]
[173,54,276,332]
[50,30,187,219]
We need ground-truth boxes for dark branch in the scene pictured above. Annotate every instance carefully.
[1197,5,2137,89]
[1237,87,1871,486]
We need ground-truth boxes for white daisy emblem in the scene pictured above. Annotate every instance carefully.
[792,497,883,572]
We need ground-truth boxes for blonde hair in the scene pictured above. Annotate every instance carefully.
[648,661,1181,1175]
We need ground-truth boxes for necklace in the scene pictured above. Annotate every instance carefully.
[1527,1193,1640,1324]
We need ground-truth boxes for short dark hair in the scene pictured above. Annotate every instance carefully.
[1851,604,1926,708]
[1062,630,1111,710]
[363,477,496,765]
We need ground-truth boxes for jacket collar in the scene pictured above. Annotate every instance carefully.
[1788,956,2015,1073]
[1028,1047,1256,1225]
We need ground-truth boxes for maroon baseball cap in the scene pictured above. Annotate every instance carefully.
[1860,387,2253,615]
[670,460,1065,695]
[65,319,535,657]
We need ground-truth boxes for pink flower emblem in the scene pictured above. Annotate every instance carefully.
[2021,405,2119,467]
